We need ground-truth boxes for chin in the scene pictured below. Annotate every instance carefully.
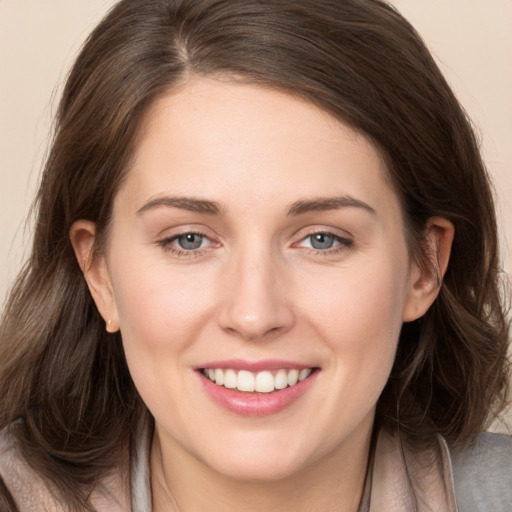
[193,430,321,482]
[207,452,309,482]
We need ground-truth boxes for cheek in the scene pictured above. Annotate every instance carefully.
[107,256,220,421]
[299,253,409,386]
[108,251,218,361]
[308,259,406,332]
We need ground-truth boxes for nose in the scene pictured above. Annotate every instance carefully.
[218,247,295,341]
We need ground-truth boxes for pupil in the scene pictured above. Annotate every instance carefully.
[311,233,334,250]
[178,234,203,250]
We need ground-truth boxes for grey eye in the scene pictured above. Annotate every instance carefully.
[177,233,204,250]
[309,233,335,250]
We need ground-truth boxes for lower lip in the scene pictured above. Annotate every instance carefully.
[198,370,318,417]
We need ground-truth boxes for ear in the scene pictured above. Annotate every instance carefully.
[69,220,119,332]
[403,217,454,322]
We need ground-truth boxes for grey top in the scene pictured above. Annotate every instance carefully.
[451,431,512,512]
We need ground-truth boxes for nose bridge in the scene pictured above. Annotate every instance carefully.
[218,239,293,340]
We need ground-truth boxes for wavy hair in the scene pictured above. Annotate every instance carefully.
[0,0,509,508]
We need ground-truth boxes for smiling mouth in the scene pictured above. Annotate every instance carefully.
[201,368,315,393]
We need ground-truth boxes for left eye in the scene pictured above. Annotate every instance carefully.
[300,233,345,250]
[168,233,209,251]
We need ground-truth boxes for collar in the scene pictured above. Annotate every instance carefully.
[358,429,457,512]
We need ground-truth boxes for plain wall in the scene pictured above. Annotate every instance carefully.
[1,1,511,429]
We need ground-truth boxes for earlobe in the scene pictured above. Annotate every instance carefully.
[403,217,454,322]
[69,220,120,332]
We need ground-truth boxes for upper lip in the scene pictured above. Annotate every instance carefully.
[197,359,315,372]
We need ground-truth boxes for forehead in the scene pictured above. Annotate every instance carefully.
[117,77,399,219]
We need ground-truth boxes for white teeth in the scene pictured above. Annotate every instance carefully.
[255,371,274,393]
[298,368,312,382]
[274,369,288,390]
[214,368,224,385]
[203,367,314,392]
[237,370,255,392]
[287,369,299,386]
[224,369,237,389]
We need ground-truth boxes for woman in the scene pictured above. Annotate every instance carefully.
[0,0,510,510]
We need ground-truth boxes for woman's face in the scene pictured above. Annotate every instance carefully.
[87,78,429,481]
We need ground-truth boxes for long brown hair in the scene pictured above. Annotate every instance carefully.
[1,0,509,509]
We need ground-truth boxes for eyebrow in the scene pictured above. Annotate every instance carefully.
[136,194,376,217]
[286,196,376,216]
[136,196,222,215]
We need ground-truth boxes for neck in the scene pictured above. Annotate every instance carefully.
[150,421,374,512]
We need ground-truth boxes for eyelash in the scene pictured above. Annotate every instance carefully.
[157,230,354,258]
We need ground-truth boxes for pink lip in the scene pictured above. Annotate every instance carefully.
[197,364,318,417]
[198,359,312,372]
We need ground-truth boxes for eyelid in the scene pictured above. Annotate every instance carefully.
[155,223,212,238]
[292,225,353,243]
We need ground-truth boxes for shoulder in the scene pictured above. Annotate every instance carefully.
[0,423,63,511]
[0,474,19,511]
[449,431,512,512]
[1,422,139,512]
[0,425,21,511]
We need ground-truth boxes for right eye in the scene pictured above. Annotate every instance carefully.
[158,231,214,257]
[303,233,338,250]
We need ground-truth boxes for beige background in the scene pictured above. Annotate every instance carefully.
[1,2,511,427]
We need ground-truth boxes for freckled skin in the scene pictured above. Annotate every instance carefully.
[77,78,439,511]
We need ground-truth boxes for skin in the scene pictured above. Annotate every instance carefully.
[71,77,453,511]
